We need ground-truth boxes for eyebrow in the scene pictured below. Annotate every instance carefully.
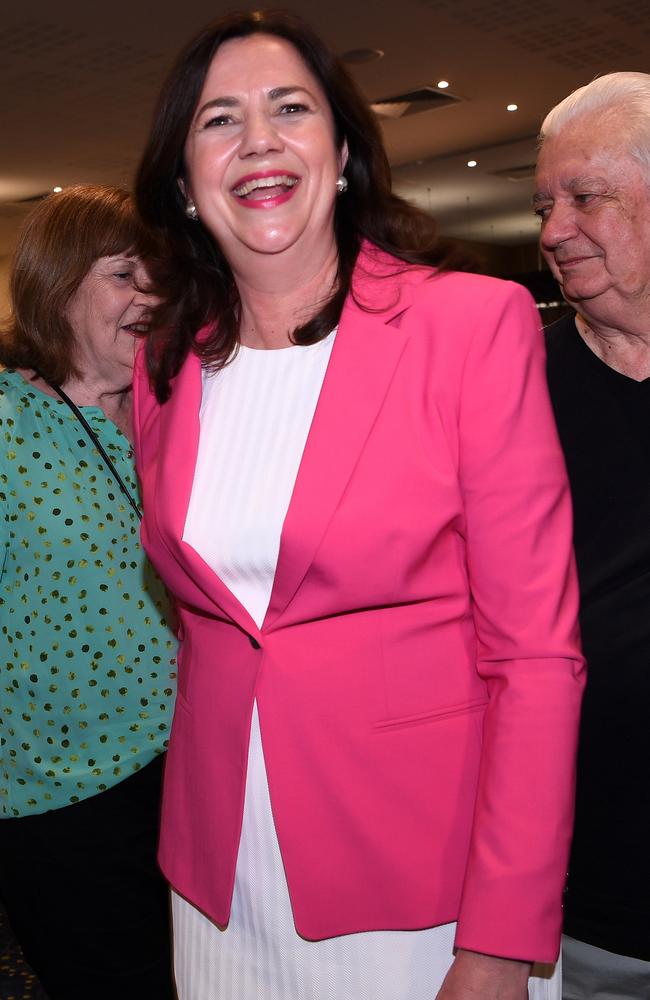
[114,257,140,267]
[533,174,609,204]
[568,175,609,192]
[195,86,315,118]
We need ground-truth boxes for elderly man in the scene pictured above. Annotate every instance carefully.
[535,72,650,998]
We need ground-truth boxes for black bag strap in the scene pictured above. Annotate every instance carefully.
[46,380,142,522]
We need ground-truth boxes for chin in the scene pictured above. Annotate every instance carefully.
[563,282,610,305]
[244,234,302,256]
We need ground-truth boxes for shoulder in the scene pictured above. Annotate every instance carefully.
[543,313,579,381]
[543,313,583,401]
[0,368,64,427]
[0,367,21,399]
[0,368,30,422]
[0,371,47,478]
[397,270,540,356]
[544,311,577,352]
[352,244,535,327]
[411,270,534,319]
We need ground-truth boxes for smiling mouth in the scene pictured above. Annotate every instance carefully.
[122,322,150,335]
[232,174,299,200]
[556,255,594,268]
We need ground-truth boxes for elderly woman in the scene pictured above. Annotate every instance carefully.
[0,186,177,1000]
[134,11,584,1000]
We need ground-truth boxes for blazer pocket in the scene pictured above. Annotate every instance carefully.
[371,697,488,733]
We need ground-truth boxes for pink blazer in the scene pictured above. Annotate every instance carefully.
[133,244,584,963]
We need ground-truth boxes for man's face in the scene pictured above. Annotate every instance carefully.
[534,112,650,323]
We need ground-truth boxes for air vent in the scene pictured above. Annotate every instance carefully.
[489,164,536,182]
[371,86,460,119]
[0,193,50,218]
[15,192,50,203]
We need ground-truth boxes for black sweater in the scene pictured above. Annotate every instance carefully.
[545,313,650,960]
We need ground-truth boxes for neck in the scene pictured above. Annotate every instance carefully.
[21,368,134,442]
[576,313,650,381]
[231,239,340,350]
[65,375,134,441]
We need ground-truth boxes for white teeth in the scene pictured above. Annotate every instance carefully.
[233,174,298,197]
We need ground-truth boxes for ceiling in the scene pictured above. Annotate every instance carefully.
[1,0,649,255]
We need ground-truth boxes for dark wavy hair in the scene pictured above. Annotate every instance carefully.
[135,9,469,402]
[0,185,160,385]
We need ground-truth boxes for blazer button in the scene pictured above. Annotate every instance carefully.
[248,635,261,650]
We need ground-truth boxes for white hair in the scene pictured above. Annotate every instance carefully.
[539,71,650,179]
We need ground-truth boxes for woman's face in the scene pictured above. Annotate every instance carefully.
[64,255,158,385]
[182,34,347,272]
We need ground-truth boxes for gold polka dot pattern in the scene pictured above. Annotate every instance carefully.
[0,370,177,817]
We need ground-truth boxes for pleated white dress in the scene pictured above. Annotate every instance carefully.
[176,333,561,1000]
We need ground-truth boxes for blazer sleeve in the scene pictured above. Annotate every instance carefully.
[452,281,585,961]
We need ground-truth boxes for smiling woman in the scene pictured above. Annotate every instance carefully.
[180,34,346,274]
[132,10,584,1000]
[63,253,159,412]
[0,186,177,1000]
[136,9,471,395]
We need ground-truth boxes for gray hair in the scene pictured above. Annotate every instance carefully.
[539,71,650,178]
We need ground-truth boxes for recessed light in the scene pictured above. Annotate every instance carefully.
[341,48,384,64]
[506,103,518,112]
[53,186,63,193]
[467,160,477,168]
[437,80,449,89]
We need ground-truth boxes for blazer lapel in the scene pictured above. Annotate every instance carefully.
[151,245,423,634]
[264,302,409,627]
[154,351,261,635]
[154,350,201,546]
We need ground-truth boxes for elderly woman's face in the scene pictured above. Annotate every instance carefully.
[64,255,158,383]
[182,33,347,270]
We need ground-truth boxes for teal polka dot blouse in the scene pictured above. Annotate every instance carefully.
[0,370,177,817]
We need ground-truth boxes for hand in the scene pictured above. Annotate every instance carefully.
[436,948,531,999]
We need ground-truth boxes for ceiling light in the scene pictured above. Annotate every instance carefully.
[53,186,63,193]
[506,103,518,112]
[467,160,477,168]
[437,80,449,89]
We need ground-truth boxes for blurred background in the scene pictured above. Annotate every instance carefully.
[2,0,649,321]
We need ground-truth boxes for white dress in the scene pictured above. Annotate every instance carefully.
[176,335,561,1000]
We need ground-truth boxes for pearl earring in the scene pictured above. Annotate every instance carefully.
[336,176,348,195]
[185,201,198,220]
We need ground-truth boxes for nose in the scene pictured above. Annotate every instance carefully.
[131,263,161,306]
[540,202,579,251]
[238,110,284,158]
[133,284,161,308]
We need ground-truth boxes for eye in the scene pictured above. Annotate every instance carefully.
[201,113,235,129]
[114,271,133,281]
[574,193,597,207]
[533,205,551,220]
[277,102,309,115]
